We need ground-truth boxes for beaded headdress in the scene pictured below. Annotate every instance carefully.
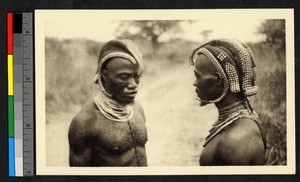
[94,39,144,97]
[189,39,258,103]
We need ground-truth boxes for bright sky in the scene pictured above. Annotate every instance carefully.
[177,20,265,43]
[44,11,266,43]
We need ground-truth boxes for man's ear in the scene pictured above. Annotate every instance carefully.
[215,72,223,86]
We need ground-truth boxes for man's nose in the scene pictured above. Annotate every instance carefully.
[127,77,138,89]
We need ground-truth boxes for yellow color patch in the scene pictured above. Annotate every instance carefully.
[8,55,13,95]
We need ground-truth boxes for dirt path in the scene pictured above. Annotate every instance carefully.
[46,64,218,166]
[138,64,217,166]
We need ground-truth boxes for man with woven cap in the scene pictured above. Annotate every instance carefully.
[189,39,266,165]
[68,40,148,166]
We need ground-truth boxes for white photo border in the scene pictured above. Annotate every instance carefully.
[35,9,295,175]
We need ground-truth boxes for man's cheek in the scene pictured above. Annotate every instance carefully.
[112,82,127,94]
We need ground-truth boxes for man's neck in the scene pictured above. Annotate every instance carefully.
[215,92,244,111]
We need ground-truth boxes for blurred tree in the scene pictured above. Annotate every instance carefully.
[199,29,213,42]
[115,20,184,49]
[257,20,285,51]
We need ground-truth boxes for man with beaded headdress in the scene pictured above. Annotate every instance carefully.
[68,40,148,166]
[190,39,266,165]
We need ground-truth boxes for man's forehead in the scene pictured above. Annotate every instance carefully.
[106,57,139,72]
[195,54,217,74]
[107,57,135,67]
[196,54,209,64]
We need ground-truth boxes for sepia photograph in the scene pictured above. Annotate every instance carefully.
[35,9,295,175]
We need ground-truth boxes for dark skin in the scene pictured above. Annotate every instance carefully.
[193,54,265,165]
[101,57,142,104]
[68,58,147,166]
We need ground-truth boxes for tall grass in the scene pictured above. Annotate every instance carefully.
[248,43,286,165]
[45,38,102,118]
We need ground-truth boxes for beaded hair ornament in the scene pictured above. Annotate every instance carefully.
[189,39,258,103]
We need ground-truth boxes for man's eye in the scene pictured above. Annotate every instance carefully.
[119,75,129,80]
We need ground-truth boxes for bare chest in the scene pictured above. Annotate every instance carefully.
[90,110,148,154]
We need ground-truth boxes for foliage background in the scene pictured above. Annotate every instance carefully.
[45,20,286,166]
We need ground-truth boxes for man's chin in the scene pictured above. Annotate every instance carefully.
[200,101,209,107]
[197,98,210,107]
[117,96,135,105]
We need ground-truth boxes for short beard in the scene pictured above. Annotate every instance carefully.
[196,98,209,107]
[200,101,209,107]
[112,95,135,105]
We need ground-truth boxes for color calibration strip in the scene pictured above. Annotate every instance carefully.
[7,12,15,177]
[7,12,34,177]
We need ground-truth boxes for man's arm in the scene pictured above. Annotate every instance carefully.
[217,118,266,165]
[68,115,93,166]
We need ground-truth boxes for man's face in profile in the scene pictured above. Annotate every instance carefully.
[193,54,223,106]
[102,57,141,104]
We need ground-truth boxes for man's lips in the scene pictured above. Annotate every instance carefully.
[195,89,201,100]
[195,88,200,95]
[124,91,137,98]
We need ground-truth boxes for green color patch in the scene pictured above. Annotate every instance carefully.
[8,96,14,137]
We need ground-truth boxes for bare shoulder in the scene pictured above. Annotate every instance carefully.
[133,100,145,119]
[217,118,265,165]
[69,100,98,139]
[222,118,263,142]
[133,100,144,112]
